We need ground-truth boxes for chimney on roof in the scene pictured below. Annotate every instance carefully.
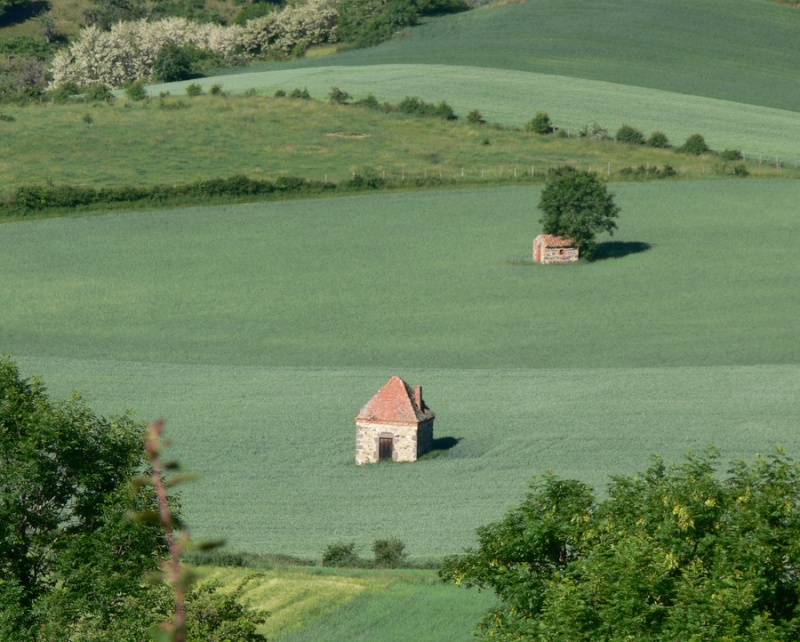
[414,385,423,410]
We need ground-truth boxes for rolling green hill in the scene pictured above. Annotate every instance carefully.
[235,0,800,113]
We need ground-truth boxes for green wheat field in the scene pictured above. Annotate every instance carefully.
[7,181,799,559]
[2,0,799,637]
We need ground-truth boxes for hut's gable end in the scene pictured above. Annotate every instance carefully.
[356,420,420,464]
[533,234,579,264]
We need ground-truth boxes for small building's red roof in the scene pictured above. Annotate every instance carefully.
[535,234,576,247]
[356,376,435,424]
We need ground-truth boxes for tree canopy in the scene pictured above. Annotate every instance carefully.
[0,356,169,637]
[441,449,800,641]
[0,357,265,640]
[538,167,620,260]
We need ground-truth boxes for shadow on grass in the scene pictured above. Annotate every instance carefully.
[593,241,652,261]
[419,436,461,460]
[0,0,51,28]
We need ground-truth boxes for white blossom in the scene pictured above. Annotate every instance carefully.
[48,1,337,89]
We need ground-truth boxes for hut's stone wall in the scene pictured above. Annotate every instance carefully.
[533,235,579,264]
[417,419,434,456]
[539,245,579,264]
[356,421,421,464]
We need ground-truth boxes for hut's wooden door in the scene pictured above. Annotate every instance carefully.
[379,437,393,461]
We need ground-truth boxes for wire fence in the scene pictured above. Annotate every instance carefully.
[318,157,800,186]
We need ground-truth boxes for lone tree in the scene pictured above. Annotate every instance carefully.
[441,448,800,641]
[538,167,619,260]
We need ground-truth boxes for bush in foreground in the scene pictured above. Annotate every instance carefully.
[441,448,800,641]
[0,357,267,640]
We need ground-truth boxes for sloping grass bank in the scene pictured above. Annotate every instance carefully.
[0,89,793,207]
[244,0,800,113]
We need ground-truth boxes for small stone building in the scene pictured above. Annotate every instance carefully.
[355,376,435,464]
[533,234,579,264]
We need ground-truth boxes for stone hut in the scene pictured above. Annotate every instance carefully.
[533,234,579,264]
[355,376,435,464]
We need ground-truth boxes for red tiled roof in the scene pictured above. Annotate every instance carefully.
[535,234,576,247]
[356,376,435,424]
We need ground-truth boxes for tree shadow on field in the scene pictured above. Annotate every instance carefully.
[419,436,461,460]
[593,241,652,261]
[0,1,51,28]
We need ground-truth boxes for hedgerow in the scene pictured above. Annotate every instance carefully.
[1,175,335,216]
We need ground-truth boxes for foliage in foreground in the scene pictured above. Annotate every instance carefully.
[441,449,800,641]
[0,357,265,640]
[0,355,166,638]
[538,167,619,260]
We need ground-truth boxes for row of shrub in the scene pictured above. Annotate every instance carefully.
[180,537,430,570]
[322,538,409,568]
[619,164,677,179]
[271,86,462,121]
[320,89,752,162]
[524,111,751,159]
[0,167,458,215]
[2,155,758,217]
[3,163,571,216]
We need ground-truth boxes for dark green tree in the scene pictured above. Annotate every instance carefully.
[0,357,267,641]
[442,449,800,641]
[152,43,195,83]
[337,0,466,48]
[537,167,619,260]
[0,356,166,637]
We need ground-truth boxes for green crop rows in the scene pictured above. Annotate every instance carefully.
[3,0,800,636]
[8,181,799,559]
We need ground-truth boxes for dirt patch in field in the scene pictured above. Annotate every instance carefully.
[325,132,371,139]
